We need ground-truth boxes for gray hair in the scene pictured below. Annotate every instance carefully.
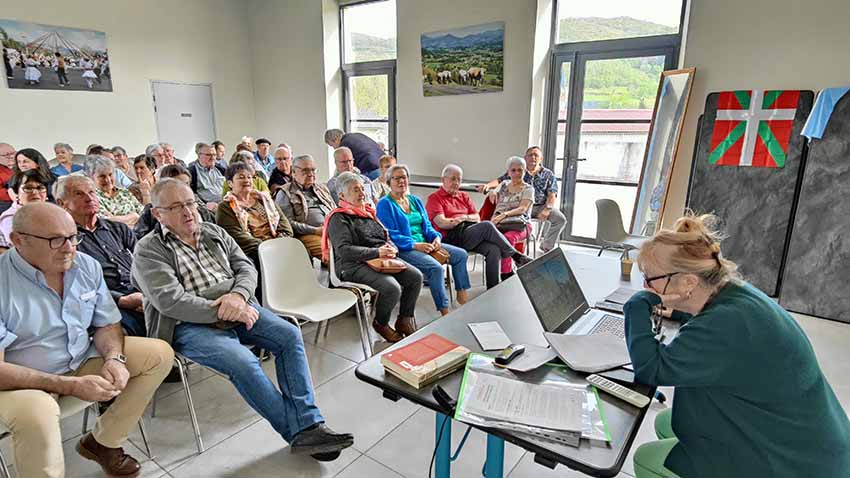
[145,143,162,156]
[54,174,95,201]
[53,142,73,153]
[441,164,463,178]
[292,154,314,169]
[385,164,410,185]
[195,142,212,155]
[506,156,526,171]
[151,178,190,207]
[335,171,364,197]
[274,145,292,156]
[158,142,172,149]
[333,146,352,160]
[84,155,116,177]
[324,129,344,145]
[110,145,127,156]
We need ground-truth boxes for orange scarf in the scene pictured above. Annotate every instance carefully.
[321,200,385,262]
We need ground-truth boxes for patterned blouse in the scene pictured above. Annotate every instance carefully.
[493,180,533,219]
[97,187,143,217]
[499,166,558,206]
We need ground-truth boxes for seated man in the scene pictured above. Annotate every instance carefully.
[268,144,293,198]
[275,154,336,261]
[0,202,173,478]
[132,179,352,460]
[323,129,383,180]
[55,175,147,337]
[253,138,274,180]
[187,142,225,212]
[426,164,531,289]
[327,147,376,205]
[0,142,14,214]
[478,146,566,253]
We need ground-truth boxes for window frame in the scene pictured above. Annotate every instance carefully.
[339,0,398,155]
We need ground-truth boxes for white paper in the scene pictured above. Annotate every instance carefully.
[462,372,584,431]
[604,286,640,304]
[545,332,631,373]
[503,344,558,373]
[467,322,512,351]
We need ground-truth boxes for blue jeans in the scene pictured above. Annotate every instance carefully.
[172,304,323,442]
[362,168,380,180]
[399,243,470,310]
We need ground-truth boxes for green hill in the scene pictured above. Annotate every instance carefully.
[559,16,676,43]
[349,32,395,62]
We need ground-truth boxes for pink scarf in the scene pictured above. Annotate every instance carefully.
[321,200,386,262]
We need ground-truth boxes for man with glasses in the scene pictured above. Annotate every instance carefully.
[0,202,174,477]
[188,142,225,211]
[323,128,383,180]
[0,142,15,214]
[55,175,147,337]
[275,154,336,260]
[327,147,377,205]
[268,145,293,197]
[132,179,353,461]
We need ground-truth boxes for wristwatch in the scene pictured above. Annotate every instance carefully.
[106,354,127,364]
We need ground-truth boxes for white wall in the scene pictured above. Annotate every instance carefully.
[0,0,257,159]
[665,0,850,226]
[395,0,538,181]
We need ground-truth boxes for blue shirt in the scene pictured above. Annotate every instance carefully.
[50,163,84,177]
[0,249,121,374]
[114,168,134,188]
[253,152,275,177]
[499,166,558,206]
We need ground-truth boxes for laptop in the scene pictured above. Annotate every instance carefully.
[517,248,626,339]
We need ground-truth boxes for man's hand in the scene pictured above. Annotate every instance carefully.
[537,208,552,221]
[117,292,143,312]
[475,184,488,193]
[413,242,435,253]
[206,202,218,211]
[211,292,247,322]
[100,359,130,391]
[70,375,121,402]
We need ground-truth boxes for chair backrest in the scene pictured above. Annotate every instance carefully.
[327,239,344,288]
[595,199,628,243]
[258,237,324,311]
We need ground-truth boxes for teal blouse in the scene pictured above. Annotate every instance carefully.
[401,203,425,243]
[624,282,850,477]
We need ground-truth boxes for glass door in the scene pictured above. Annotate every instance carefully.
[343,64,397,156]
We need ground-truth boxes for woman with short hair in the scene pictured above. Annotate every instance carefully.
[324,172,422,342]
[627,214,850,477]
[129,154,156,205]
[376,164,471,317]
[87,156,143,227]
[487,156,533,280]
[0,169,51,251]
[222,151,270,195]
[51,143,83,177]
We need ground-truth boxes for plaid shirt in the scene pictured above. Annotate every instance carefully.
[499,166,558,206]
[160,226,232,295]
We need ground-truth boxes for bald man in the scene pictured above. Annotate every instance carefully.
[0,142,15,214]
[0,203,174,477]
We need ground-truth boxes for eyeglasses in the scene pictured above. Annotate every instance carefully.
[296,167,317,175]
[0,152,15,158]
[643,272,680,294]
[17,232,81,249]
[390,175,408,182]
[21,185,47,193]
[231,174,254,181]
[156,200,198,213]
[199,153,214,158]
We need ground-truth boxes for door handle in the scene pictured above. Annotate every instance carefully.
[573,157,587,161]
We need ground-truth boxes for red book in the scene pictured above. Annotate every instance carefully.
[381,333,470,389]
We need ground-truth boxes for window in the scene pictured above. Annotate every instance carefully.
[556,0,683,44]
[340,0,398,155]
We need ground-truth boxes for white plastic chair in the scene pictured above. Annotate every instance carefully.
[0,396,152,478]
[595,199,647,256]
[258,237,369,360]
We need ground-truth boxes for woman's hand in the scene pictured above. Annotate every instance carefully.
[487,190,498,203]
[378,244,397,259]
[413,242,435,253]
[431,237,441,249]
[491,212,504,225]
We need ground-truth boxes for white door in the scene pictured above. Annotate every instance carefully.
[151,81,216,163]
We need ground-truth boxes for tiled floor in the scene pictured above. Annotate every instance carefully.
[3,245,849,477]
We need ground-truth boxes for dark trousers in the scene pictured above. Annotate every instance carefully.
[57,68,68,85]
[446,221,516,289]
[119,308,147,337]
[341,263,423,325]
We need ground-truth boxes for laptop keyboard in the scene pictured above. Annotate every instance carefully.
[590,314,626,339]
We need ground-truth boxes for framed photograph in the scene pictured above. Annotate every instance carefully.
[421,21,504,97]
[1,19,112,92]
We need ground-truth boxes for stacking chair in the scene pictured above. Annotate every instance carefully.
[327,243,377,358]
[149,354,205,454]
[257,237,369,360]
[0,396,152,478]
[595,199,647,256]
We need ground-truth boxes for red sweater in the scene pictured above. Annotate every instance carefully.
[425,187,477,235]
[0,166,12,202]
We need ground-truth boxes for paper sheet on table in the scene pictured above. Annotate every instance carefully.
[604,286,640,304]
[467,322,512,350]
[461,372,584,431]
[545,332,631,373]
[503,344,558,373]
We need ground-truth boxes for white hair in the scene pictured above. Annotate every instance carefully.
[54,174,95,201]
[441,164,463,178]
[292,154,314,169]
[506,156,526,170]
[274,145,292,156]
[333,146,352,159]
[145,143,162,156]
[53,142,73,153]
[84,155,115,177]
[151,178,190,207]
[385,164,410,185]
[335,171,363,197]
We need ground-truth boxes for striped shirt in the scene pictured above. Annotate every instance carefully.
[160,226,231,295]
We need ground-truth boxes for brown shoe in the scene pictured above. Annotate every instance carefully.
[395,316,416,337]
[373,320,403,343]
[76,433,141,477]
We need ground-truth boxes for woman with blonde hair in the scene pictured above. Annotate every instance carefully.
[626,213,850,478]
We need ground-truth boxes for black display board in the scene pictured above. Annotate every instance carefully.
[687,91,814,297]
[780,91,850,322]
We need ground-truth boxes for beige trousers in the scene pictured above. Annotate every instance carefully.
[0,337,173,478]
[298,234,324,261]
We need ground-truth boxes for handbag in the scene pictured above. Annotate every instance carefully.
[496,216,528,232]
[366,257,407,274]
[429,247,451,265]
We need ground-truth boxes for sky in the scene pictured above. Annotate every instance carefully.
[422,22,503,39]
[344,0,396,39]
[0,19,107,51]
[559,0,683,27]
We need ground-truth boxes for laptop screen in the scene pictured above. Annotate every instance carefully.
[517,248,589,334]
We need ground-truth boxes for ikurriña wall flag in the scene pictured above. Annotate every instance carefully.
[708,90,800,168]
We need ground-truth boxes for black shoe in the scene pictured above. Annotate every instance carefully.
[311,450,342,462]
[512,252,533,267]
[290,423,354,456]
[500,272,515,281]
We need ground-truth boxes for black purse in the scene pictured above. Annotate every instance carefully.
[496,216,528,232]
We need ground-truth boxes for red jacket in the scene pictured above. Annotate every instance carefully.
[0,165,12,203]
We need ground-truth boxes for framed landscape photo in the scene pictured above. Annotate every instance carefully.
[421,21,504,97]
[1,19,112,92]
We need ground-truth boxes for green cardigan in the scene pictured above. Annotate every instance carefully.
[624,283,850,477]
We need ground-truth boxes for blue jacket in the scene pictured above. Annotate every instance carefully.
[376,194,441,251]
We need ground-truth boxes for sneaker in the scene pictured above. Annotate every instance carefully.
[290,423,354,457]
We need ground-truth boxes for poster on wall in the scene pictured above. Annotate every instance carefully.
[420,21,504,97]
[1,19,112,92]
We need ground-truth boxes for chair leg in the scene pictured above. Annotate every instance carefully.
[314,322,322,344]
[176,357,204,453]
[151,388,158,418]
[445,265,454,307]
[0,445,10,478]
[323,319,331,338]
[353,297,372,360]
[137,418,153,459]
[82,405,91,435]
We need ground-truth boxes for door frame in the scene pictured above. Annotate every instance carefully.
[150,80,218,144]
[340,60,398,156]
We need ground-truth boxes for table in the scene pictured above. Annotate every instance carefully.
[355,251,654,477]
